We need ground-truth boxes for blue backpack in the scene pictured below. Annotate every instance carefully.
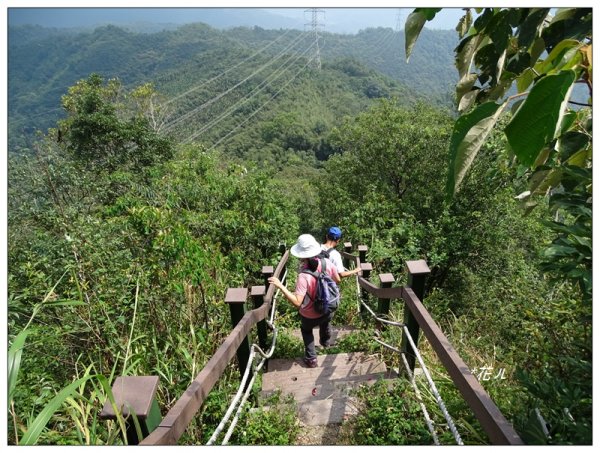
[301,257,340,315]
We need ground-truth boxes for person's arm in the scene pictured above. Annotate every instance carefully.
[267,277,302,308]
[340,267,362,278]
[330,250,361,278]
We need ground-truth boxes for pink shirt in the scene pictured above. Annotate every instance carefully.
[295,258,339,319]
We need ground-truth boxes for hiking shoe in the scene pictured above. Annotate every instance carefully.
[303,357,318,368]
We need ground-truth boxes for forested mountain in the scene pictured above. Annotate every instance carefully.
[8,22,456,153]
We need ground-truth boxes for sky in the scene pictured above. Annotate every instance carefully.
[5,5,466,34]
[265,7,466,32]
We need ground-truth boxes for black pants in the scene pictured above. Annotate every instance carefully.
[300,312,333,360]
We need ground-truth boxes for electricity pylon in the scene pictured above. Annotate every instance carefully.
[305,8,324,70]
[395,8,404,32]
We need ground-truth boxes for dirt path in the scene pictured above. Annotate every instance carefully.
[295,423,345,445]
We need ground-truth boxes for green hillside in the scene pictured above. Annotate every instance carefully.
[8,22,455,153]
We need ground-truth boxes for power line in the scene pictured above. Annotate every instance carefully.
[164,31,310,132]
[209,55,315,151]
[182,42,315,144]
[396,9,405,32]
[371,28,396,49]
[9,29,299,133]
[163,28,296,107]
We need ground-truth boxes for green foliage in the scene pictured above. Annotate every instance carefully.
[321,100,453,230]
[348,380,433,445]
[8,22,457,153]
[20,373,108,445]
[7,71,304,445]
[505,70,577,165]
[540,166,592,303]
[407,7,592,305]
[229,392,299,445]
[317,87,590,444]
[58,74,174,172]
[447,101,503,195]
[271,331,304,359]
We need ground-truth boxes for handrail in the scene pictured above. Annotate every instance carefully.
[401,286,523,445]
[357,276,404,300]
[140,250,290,445]
[350,248,522,445]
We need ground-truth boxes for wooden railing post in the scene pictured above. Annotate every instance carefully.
[401,260,431,372]
[251,285,268,352]
[262,266,274,289]
[224,288,251,382]
[358,244,368,264]
[99,376,161,445]
[377,273,395,325]
[359,262,372,315]
[343,242,352,269]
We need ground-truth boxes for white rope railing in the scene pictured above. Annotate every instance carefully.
[373,336,439,445]
[352,267,463,445]
[400,351,440,445]
[402,325,464,445]
[206,269,287,445]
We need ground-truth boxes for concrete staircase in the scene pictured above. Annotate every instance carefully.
[262,351,397,426]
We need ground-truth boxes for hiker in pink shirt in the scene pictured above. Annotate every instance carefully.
[268,234,340,368]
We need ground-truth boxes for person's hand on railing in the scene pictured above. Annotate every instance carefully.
[268,276,302,308]
[267,276,283,289]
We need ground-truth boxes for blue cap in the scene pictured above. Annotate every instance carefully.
[327,226,342,240]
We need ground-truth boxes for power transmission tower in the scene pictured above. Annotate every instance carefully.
[305,8,324,70]
[395,8,404,32]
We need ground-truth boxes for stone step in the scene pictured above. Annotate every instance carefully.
[263,370,396,401]
[261,352,398,425]
[264,353,391,392]
[297,398,359,426]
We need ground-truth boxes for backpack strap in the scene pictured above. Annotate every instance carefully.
[300,268,318,302]
[320,247,335,259]
[301,258,326,303]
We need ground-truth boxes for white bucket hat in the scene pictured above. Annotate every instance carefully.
[290,234,321,259]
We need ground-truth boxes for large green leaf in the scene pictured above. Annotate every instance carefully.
[558,131,591,161]
[534,40,580,75]
[517,8,551,49]
[20,374,101,445]
[455,9,472,38]
[405,8,441,62]
[8,330,29,409]
[505,70,577,166]
[455,34,485,80]
[447,101,504,196]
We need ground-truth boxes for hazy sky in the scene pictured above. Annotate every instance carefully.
[265,7,466,31]
[6,7,466,34]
